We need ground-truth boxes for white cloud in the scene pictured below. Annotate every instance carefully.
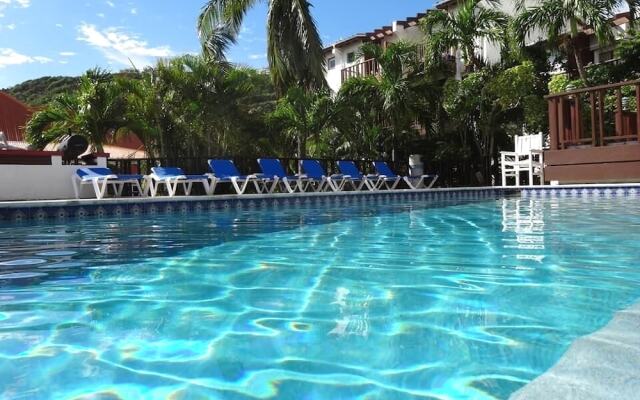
[130,8,137,15]
[77,23,173,68]
[59,51,76,56]
[5,23,15,29]
[55,23,63,28]
[106,1,115,7]
[0,0,30,16]
[33,56,52,63]
[59,60,69,64]
[249,53,266,60]
[0,0,31,8]
[0,48,51,68]
[97,13,105,18]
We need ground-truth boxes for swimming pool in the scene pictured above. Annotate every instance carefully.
[0,194,639,399]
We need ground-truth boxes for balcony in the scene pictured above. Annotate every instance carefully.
[339,46,453,84]
[341,59,381,83]
[544,79,640,183]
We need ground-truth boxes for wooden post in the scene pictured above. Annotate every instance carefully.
[575,94,582,143]
[590,92,597,147]
[548,97,558,150]
[615,87,623,136]
[598,90,605,146]
[558,97,565,149]
[637,85,640,142]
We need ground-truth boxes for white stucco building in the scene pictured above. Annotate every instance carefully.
[323,0,633,92]
[323,12,426,93]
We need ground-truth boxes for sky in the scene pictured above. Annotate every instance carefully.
[0,0,437,88]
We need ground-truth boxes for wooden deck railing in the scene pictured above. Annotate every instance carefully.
[546,80,640,150]
[339,45,440,83]
[341,59,381,83]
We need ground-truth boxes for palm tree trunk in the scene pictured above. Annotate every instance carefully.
[568,20,588,83]
[573,47,588,82]
[298,133,307,159]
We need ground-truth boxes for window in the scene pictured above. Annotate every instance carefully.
[328,57,336,70]
[347,52,356,64]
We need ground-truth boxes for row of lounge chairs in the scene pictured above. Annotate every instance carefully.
[73,158,438,199]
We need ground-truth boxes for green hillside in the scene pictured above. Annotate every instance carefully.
[3,76,80,106]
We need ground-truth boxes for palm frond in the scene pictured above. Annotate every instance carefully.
[198,0,257,60]
[267,0,326,94]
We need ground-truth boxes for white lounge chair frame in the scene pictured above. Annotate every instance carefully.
[403,174,439,190]
[304,175,348,192]
[145,175,214,197]
[208,174,266,195]
[72,168,143,199]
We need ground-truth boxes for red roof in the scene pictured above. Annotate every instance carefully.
[0,91,33,141]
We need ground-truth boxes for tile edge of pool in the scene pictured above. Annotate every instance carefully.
[1,183,639,222]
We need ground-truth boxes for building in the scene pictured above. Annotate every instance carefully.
[323,0,633,93]
[323,13,427,93]
[0,92,32,149]
[0,91,147,158]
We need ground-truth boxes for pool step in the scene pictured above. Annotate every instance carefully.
[511,302,640,400]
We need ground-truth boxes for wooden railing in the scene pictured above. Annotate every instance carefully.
[546,80,640,150]
[341,59,381,83]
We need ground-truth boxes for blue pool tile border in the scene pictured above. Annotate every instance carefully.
[0,188,509,223]
[521,184,640,198]
[2,184,638,223]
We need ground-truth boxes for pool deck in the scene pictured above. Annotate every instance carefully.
[511,301,640,400]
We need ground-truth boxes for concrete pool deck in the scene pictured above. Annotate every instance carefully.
[511,301,640,399]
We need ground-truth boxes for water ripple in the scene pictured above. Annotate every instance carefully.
[0,197,639,399]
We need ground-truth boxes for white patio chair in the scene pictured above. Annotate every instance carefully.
[500,133,545,187]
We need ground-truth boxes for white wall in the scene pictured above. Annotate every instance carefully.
[0,156,108,201]
[325,41,366,93]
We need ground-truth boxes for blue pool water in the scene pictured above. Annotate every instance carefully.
[1,196,639,399]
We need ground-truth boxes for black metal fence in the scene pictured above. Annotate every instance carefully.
[108,156,410,177]
[107,156,491,188]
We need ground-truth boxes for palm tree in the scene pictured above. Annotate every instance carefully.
[333,76,385,159]
[421,0,508,72]
[25,69,126,152]
[269,86,335,159]
[514,0,638,82]
[340,42,425,161]
[198,0,325,94]
[120,55,277,159]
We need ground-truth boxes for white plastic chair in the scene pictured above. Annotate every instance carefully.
[501,134,545,187]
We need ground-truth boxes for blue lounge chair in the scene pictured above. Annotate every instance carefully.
[372,161,438,190]
[208,159,265,195]
[72,167,143,199]
[301,159,348,192]
[337,160,379,191]
[257,158,309,193]
[145,167,213,197]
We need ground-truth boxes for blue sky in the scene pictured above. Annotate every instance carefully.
[0,0,435,88]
